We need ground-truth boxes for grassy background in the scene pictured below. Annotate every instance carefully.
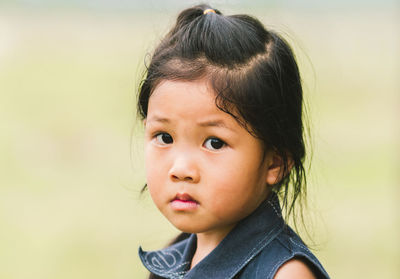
[0,1,399,278]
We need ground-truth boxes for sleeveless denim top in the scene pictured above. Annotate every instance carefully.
[139,193,330,279]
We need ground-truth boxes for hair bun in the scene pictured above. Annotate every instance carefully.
[166,5,222,39]
[203,8,216,15]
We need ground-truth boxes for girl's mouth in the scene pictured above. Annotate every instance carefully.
[170,193,199,211]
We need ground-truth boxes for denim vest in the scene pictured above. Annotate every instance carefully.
[139,193,330,279]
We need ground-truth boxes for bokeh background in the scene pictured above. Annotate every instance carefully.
[0,0,399,278]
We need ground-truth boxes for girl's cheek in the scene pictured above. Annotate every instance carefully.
[145,141,159,159]
[145,148,157,179]
[145,146,167,179]
[146,148,166,168]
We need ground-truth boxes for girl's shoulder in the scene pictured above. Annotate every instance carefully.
[237,227,329,279]
[274,258,318,279]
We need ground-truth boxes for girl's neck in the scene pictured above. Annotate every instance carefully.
[190,224,236,269]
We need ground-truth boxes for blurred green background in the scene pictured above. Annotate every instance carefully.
[0,0,399,278]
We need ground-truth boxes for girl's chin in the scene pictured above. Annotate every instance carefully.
[170,222,200,234]
[168,220,205,234]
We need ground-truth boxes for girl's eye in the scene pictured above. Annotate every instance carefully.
[204,137,226,151]
[155,133,173,145]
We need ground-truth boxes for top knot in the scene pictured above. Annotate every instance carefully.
[203,8,216,15]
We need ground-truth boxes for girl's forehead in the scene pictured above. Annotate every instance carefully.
[149,79,220,113]
[148,80,219,116]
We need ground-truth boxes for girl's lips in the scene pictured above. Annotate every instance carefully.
[172,193,197,202]
[170,193,199,211]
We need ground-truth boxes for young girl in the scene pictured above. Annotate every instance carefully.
[137,4,329,279]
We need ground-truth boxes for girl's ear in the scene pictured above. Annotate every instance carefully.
[265,153,293,186]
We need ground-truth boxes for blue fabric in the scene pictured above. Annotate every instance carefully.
[139,193,330,279]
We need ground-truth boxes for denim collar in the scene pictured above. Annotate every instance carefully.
[139,193,285,279]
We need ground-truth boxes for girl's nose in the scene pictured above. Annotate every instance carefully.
[168,155,200,183]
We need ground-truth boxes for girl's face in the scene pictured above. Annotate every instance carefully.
[144,79,277,236]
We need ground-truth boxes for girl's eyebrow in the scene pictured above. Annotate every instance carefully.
[197,120,233,131]
[147,116,234,131]
[146,116,170,124]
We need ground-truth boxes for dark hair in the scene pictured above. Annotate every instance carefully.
[138,5,308,277]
